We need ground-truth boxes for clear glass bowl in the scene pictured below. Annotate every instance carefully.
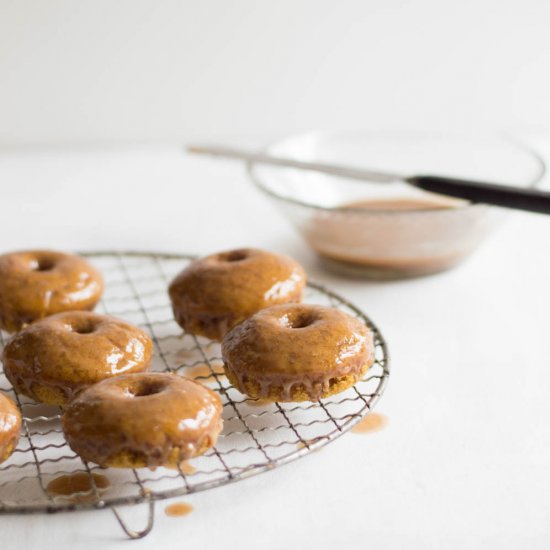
[249,131,546,279]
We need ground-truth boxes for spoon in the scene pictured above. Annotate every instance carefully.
[187,143,550,215]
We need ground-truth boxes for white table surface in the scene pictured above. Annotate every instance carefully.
[1,143,550,549]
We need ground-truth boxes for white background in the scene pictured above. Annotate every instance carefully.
[1,0,550,145]
[1,1,550,549]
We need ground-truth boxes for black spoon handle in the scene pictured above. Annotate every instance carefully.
[407,175,550,215]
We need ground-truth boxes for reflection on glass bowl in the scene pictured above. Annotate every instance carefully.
[249,131,545,279]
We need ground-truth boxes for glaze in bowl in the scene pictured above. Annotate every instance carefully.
[249,131,545,278]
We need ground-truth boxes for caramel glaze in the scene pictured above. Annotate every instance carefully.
[308,197,465,275]
[296,438,323,450]
[248,398,273,408]
[62,373,223,469]
[0,392,21,463]
[185,362,226,380]
[165,459,197,474]
[0,250,103,333]
[47,472,110,503]
[351,412,388,434]
[2,312,153,406]
[222,304,374,402]
[165,502,193,517]
[169,248,306,341]
[179,461,197,474]
[343,198,454,211]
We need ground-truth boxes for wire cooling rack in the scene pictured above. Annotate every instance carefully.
[0,251,389,538]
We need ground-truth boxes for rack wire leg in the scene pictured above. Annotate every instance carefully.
[111,498,155,539]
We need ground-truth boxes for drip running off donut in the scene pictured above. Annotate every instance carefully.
[222,303,375,402]
[168,248,306,341]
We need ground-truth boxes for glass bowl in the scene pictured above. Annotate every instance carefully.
[248,131,545,279]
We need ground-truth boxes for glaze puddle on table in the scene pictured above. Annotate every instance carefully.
[184,362,226,380]
[351,413,388,434]
[165,502,193,517]
[46,472,110,502]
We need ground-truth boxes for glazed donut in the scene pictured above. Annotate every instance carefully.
[0,250,104,333]
[169,248,306,341]
[62,373,223,468]
[222,303,375,402]
[2,311,153,406]
[0,392,21,464]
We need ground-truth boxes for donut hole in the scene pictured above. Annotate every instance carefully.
[31,257,56,272]
[220,250,249,263]
[131,380,167,398]
[68,321,98,334]
[74,324,96,334]
[279,312,316,329]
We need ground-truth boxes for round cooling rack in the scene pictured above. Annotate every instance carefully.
[0,251,390,538]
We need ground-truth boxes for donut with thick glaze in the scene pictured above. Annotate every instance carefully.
[0,250,103,333]
[62,373,223,468]
[2,311,153,405]
[222,303,374,402]
[169,248,306,341]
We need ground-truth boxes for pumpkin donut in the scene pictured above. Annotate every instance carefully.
[0,250,104,333]
[2,311,153,406]
[0,392,21,464]
[169,248,306,341]
[62,373,223,468]
[222,303,375,402]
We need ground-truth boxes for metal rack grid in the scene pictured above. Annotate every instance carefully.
[0,252,390,537]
